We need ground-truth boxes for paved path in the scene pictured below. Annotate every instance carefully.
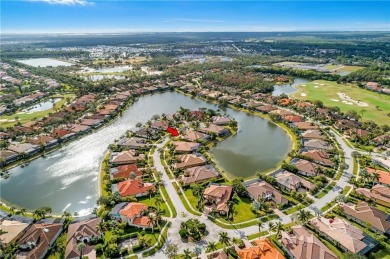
[148,130,356,258]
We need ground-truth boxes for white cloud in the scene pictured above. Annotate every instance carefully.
[28,0,94,6]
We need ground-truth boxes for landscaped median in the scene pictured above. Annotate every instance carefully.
[141,222,171,258]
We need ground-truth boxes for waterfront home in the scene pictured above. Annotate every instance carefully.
[212,116,231,125]
[171,141,200,153]
[65,218,101,259]
[356,185,390,208]
[284,114,304,123]
[110,150,145,165]
[0,150,20,165]
[118,137,150,150]
[119,203,153,229]
[366,168,390,185]
[255,104,277,114]
[180,165,219,186]
[245,180,287,205]
[270,109,294,117]
[27,135,58,148]
[151,120,169,130]
[235,238,285,259]
[114,179,156,197]
[79,118,103,128]
[174,153,207,170]
[199,123,229,136]
[340,201,390,235]
[0,219,30,247]
[7,142,39,156]
[280,225,337,259]
[291,122,319,130]
[67,124,91,134]
[291,158,327,177]
[301,139,332,150]
[182,129,209,142]
[52,128,76,141]
[110,164,143,180]
[204,184,233,215]
[108,202,128,220]
[273,170,315,192]
[17,222,63,259]
[310,217,377,255]
[300,130,327,140]
[301,149,335,167]
[134,127,159,140]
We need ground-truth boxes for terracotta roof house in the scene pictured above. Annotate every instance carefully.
[292,122,319,130]
[190,110,203,120]
[310,217,377,255]
[0,150,20,165]
[245,181,287,205]
[270,109,294,116]
[273,170,315,192]
[235,238,285,259]
[0,219,30,246]
[52,129,76,140]
[334,119,360,131]
[340,201,390,235]
[174,153,207,169]
[108,202,128,220]
[182,129,209,142]
[199,124,229,136]
[65,218,101,259]
[356,185,390,208]
[134,127,159,140]
[346,128,370,139]
[255,104,277,114]
[291,159,327,177]
[371,134,390,146]
[366,168,390,185]
[17,223,63,259]
[118,137,150,150]
[119,203,153,229]
[280,225,337,259]
[110,164,143,180]
[171,141,200,153]
[180,165,219,185]
[7,142,39,156]
[204,184,233,215]
[114,179,156,197]
[79,118,102,128]
[212,116,232,125]
[302,139,332,150]
[67,124,91,134]
[110,150,145,165]
[27,135,58,148]
[301,149,334,167]
[300,130,327,140]
[151,120,169,130]
[284,115,304,123]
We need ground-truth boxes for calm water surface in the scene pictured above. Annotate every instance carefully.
[272,78,310,96]
[0,92,291,214]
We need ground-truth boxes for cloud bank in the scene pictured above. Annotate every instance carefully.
[28,0,94,6]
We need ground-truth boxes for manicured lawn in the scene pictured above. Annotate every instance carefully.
[247,231,268,240]
[184,188,200,211]
[352,157,358,175]
[137,196,170,217]
[0,93,76,127]
[141,223,170,257]
[217,196,257,223]
[292,80,390,126]
[285,204,304,215]
[159,185,177,218]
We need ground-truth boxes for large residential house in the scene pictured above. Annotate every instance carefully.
[110,164,143,180]
[291,159,327,177]
[204,184,233,215]
[245,181,287,205]
[117,137,150,150]
[174,153,207,170]
[280,225,337,259]
[110,150,145,165]
[356,185,390,208]
[119,203,153,229]
[114,179,156,197]
[310,217,377,255]
[171,141,200,153]
[235,238,285,259]
[108,202,128,220]
[302,139,332,150]
[182,129,209,142]
[212,116,231,125]
[340,201,390,235]
[65,218,102,259]
[292,122,319,130]
[301,149,334,167]
[0,219,30,247]
[300,130,327,140]
[273,170,315,192]
[199,124,229,136]
[180,165,219,186]
[17,223,63,259]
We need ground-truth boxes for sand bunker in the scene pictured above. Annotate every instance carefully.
[300,93,307,96]
[331,99,339,102]
[337,92,369,107]
[314,86,319,88]
[0,119,15,122]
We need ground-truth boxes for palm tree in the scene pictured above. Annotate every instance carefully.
[77,242,85,259]
[154,195,163,211]
[19,208,27,216]
[267,222,275,235]
[147,214,156,233]
[274,222,284,237]
[147,188,154,201]
[183,248,192,259]
[372,172,380,184]
[206,241,217,253]
[10,206,15,214]
[218,231,230,249]
[298,209,312,224]
[257,220,264,233]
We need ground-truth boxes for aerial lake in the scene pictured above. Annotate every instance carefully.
[21,98,62,113]
[0,92,292,215]
[272,78,311,96]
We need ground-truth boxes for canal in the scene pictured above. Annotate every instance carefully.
[0,91,292,215]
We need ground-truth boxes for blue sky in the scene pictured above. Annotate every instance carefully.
[2,1,390,33]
